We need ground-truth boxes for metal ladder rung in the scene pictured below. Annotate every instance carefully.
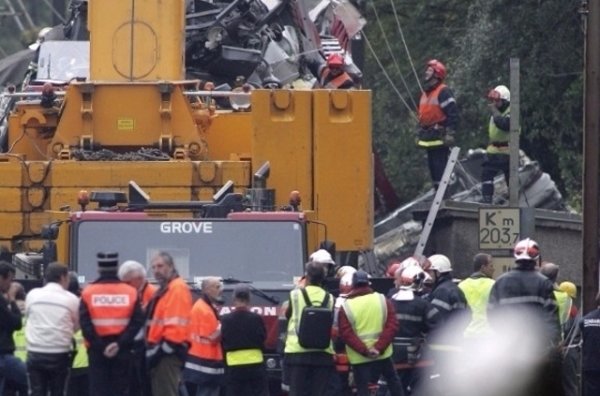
[414,147,461,257]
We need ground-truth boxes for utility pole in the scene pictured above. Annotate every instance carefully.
[582,0,600,314]
[509,59,520,207]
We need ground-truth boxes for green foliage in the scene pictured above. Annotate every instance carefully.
[364,0,583,208]
[0,1,67,55]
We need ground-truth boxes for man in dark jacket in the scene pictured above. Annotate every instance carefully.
[338,271,404,396]
[0,261,27,395]
[221,284,269,396]
[416,59,459,189]
[390,265,436,395]
[80,252,145,396]
[426,255,470,331]
[581,291,600,396]
[488,238,563,396]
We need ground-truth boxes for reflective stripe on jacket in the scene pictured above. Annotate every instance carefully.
[81,282,137,337]
[72,329,88,369]
[147,277,192,345]
[458,275,495,338]
[284,285,334,355]
[486,107,510,154]
[183,296,225,383]
[418,84,447,128]
[12,318,26,362]
[342,292,392,364]
[225,348,263,366]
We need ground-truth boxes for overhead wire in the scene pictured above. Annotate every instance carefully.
[389,0,424,94]
[362,31,418,121]
[369,0,417,109]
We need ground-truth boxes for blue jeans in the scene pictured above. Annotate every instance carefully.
[0,353,28,395]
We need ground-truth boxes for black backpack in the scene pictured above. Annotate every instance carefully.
[297,288,333,349]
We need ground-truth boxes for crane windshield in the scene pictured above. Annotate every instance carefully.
[71,218,305,285]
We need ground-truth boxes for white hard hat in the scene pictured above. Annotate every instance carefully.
[310,249,335,264]
[513,238,540,262]
[493,85,510,101]
[399,265,426,290]
[336,265,356,279]
[428,254,452,273]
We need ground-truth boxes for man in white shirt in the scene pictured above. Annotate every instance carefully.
[26,262,80,396]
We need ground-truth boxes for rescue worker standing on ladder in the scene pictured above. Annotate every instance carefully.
[338,270,404,396]
[80,252,144,396]
[416,59,459,190]
[481,85,511,204]
[183,277,225,396]
[146,251,192,396]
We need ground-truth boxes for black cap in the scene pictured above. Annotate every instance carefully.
[233,284,250,301]
[352,270,370,287]
[97,252,119,269]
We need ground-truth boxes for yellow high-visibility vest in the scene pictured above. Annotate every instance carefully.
[342,293,392,364]
[458,276,495,338]
[226,348,263,366]
[284,285,334,355]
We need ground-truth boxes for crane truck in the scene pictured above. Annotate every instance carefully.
[0,0,373,388]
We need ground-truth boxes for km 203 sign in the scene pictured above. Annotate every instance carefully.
[479,208,520,250]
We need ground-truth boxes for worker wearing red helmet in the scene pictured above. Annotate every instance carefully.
[318,53,354,89]
[481,85,511,204]
[416,59,459,190]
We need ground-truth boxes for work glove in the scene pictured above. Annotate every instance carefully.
[443,129,456,147]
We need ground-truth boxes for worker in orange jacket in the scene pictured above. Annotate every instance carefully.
[183,276,225,396]
[416,59,459,190]
[80,252,144,396]
[146,252,193,396]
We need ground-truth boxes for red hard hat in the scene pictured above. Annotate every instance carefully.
[327,53,344,68]
[427,59,447,80]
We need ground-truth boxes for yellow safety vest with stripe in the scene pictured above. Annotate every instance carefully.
[342,292,392,364]
[486,107,510,154]
[72,329,88,369]
[458,276,495,338]
[226,349,263,366]
[284,285,334,355]
[13,318,26,362]
[554,290,572,327]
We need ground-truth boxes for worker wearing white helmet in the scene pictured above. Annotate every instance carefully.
[481,84,511,204]
[426,254,469,328]
[390,265,436,394]
[309,249,335,277]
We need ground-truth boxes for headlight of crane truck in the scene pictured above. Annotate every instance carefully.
[0,0,373,390]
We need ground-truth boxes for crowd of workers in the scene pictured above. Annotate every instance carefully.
[0,239,598,396]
